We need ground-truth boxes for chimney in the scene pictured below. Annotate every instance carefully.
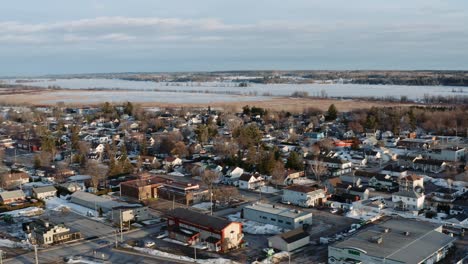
[403,231,410,236]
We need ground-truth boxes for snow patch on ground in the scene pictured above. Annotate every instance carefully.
[192,202,213,210]
[126,245,238,264]
[0,238,32,249]
[0,206,44,217]
[256,251,290,264]
[45,196,104,221]
[423,175,466,189]
[227,213,284,235]
[258,186,280,194]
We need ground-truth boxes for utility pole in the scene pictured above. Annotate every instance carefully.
[114,230,118,248]
[34,244,38,264]
[194,246,197,261]
[210,187,213,216]
[120,209,123,242]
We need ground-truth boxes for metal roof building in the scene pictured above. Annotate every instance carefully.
[328,218,456,264]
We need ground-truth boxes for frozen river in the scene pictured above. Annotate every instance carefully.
[4,78,467,100]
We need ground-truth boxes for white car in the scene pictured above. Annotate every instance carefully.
[144,241,155,248]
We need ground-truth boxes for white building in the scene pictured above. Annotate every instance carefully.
[268,228,310,252]
[238,173,264,190]
[32,186,57,200]
[392,175,425,211]
[243,203,312,230]
[328,219,456,264]
[282,185,327,208]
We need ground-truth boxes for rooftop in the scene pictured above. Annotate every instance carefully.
[166,208,235,231]
[244,202,312,219]
[331,218,456,264]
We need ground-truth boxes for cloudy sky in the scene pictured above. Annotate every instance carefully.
[1,0,467,76]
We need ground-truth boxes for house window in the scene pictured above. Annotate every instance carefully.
[271,218,276,221]
[286,222,292,225]
[278,220,283,223]
[299,221,303,224]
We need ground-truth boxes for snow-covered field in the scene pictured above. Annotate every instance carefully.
[0,207,44,217]
[227,213,284,235]
[45,196,104,221]
[125,245,239,264]
[258,186,280,194]
[0,238,32,249]
[192,202,213,210]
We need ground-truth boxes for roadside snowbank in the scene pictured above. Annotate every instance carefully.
[126,245,238,264]
[227,213,284,235]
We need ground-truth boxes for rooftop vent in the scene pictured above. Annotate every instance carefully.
[383,228,390,233]
[403,231,410,236]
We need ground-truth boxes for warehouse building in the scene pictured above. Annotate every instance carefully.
[328,218,456,264]
[243,203,312,230]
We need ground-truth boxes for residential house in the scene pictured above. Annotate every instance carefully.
[166,208,243,252]
[59,182,84,193]
[381,164,408,178]
[392,175,425,211]
[0,190,26,204]
[412,158,447,173]
[0,170,29,190]
[268,228,310,252]
[222,167,244,186]
[163,157,182,168]
[305,156,352,177]
[282,185,327,208]
[243,203,312,230]
[32,186,57,200]
[238,173,265,190]
[368,174,399,192]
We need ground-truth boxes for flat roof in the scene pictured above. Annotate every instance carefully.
[244,203,312,219]
[331,218,456,263]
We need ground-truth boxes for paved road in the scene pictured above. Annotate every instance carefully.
[5,224,169,264]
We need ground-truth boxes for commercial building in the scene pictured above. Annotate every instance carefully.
[268,228,310,252]
[243,203,312,230]
[23,220,81,245]
[328,218,456,264]
[70,191,140,213]
[166,208,243,252]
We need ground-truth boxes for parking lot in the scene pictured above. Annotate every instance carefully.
[46,211,116,239]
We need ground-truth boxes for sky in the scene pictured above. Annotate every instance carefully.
[1,0,467,76]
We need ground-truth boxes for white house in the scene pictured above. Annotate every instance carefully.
[238,173,264,190]
[282,185,327,208]
[163,157,183,168]
[32,186,57,200]
[392,175,425,211]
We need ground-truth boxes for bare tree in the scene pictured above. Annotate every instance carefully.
[271,160,286,188]
[84,160,109,191]
[308,158,328,183]
[202,170,219,215]
[213,186,240,206]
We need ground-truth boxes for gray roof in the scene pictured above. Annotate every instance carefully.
[331,218,456,263]
[244,203,312,219]
[0,190,25,199]
[167,208,234,231]
[33,185,57,194]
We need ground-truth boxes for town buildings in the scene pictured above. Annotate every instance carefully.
[328,218,456,264]
[243,203,312,230]
[166,208,243,252]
